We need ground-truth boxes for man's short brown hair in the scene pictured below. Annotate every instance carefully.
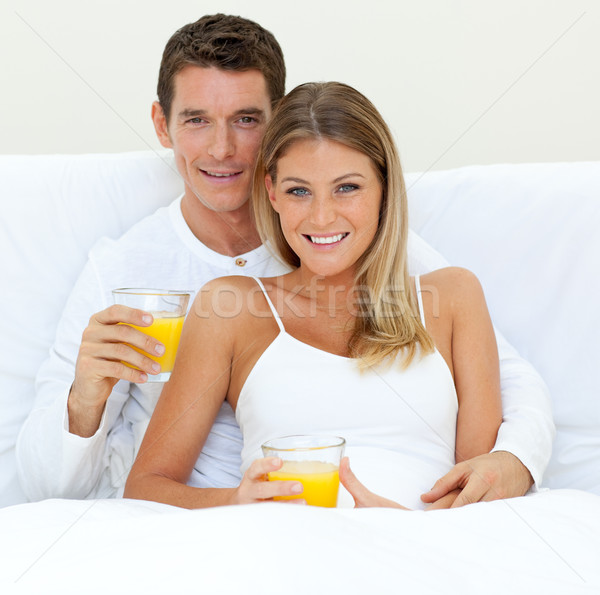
[157,14,286,122]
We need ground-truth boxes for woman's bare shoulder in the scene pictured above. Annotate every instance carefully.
[192,275,279,322]
[198,275,259,293]
[419,266,483,295]
[417,267,486,318]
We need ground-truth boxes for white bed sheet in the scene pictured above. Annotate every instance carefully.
[2,490,599,594]
[3,156,599,593]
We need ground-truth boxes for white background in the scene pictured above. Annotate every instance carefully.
[1,0,598,171]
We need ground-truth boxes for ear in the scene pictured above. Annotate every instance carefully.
[265,174,280,212]
[151,101,173,149]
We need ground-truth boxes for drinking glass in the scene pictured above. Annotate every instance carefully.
[112,288,191,382]
[261,435,346,507]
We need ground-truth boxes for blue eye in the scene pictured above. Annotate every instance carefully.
[287,187,310,197]
[338,184,358,193]
[187,117,204,125]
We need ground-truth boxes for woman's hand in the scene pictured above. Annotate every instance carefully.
[231,457,306,505]
[339,457,408,510]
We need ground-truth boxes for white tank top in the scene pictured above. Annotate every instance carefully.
[235,277,458,509]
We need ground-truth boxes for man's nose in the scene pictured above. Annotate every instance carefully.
[207,125,234,161]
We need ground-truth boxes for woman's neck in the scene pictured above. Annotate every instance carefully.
[284,267,360,317]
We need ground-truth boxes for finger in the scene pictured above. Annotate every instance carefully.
[93,358,156,384]
[339,457,372,507]
[108,321,166,358]
[77,354,151,385]
[78,344,162,382]
[449,477,487,508]
[245,457,282,481]
[93,304,154,327]
[82,323,165,365]
[236,458,302,504]
[255,479,303,501]
[423,488,462,510]
[254,458,304,499]
[420,464,467,503]
[339,458,407,509]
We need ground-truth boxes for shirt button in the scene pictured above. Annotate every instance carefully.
[235,258,247,267]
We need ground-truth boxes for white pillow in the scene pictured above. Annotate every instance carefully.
[0,150,183,506]
[406,162,600,493]
[2,154,597,505]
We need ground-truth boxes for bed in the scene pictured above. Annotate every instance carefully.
[1,151,598,593]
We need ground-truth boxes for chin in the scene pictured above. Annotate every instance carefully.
[190,190,250,213]
[302,262,354,280]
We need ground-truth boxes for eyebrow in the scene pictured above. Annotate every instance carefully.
[177,107,266,119]
[281,173,366,184]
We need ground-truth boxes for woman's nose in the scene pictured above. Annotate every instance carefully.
[309,196,337,228]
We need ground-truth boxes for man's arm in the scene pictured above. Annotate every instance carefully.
[16,261,113,500]
[408,231,555,504]
[15,258,160,500]
[487,327,554,488]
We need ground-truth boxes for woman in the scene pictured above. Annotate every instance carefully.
[125,82,502,510]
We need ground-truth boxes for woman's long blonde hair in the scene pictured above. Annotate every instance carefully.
[252,82,434,368]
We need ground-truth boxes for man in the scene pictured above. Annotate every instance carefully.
[16,14,553,507]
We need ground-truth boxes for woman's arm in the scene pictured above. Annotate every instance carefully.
[443,267,503,462]
[124,279,302,508]
[341,267,502,511]
[124,280,237,507]
[410,231,553,497]
[417,267,503,510]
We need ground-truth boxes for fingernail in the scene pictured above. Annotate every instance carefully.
[155,344,165,356]
[152,363,161,373]
[139,373,148,382]
[291,483,303,494]
[142,315,153,325]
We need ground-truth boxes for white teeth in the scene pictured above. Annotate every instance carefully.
[205,171,237,177]
[309,233,346,244]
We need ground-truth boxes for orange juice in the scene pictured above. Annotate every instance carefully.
[268,460,340,507]
[128,313,185,372]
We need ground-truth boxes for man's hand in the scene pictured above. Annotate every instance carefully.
[420,451,534,508]
[68,305,165,437]
[339,457,408,509]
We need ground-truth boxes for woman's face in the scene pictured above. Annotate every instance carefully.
[265,138,383,279]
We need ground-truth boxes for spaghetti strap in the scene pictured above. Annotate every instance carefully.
[252,277,285,333]
[414,275,427,329]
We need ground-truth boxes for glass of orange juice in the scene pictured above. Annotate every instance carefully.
[112,288,191,382]
[261,435,346,508]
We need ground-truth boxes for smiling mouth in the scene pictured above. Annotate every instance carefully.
[201,170,242,178]
[305,233,349,245]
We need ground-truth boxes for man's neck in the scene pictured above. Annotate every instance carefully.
[180,195,262,257]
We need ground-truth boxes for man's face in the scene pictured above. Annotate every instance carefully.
[154,66,272,215]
